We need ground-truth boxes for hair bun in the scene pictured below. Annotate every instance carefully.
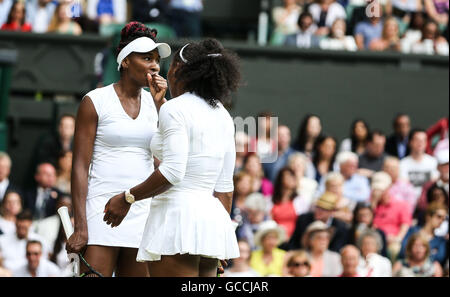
[200,39,224,53]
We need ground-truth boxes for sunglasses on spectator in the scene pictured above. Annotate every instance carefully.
[289,261,310,268]
[26,252,41,256]
[434,214,447,220]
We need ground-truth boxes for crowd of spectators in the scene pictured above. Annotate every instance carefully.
[1,0,448,56]
[0,112,447,277]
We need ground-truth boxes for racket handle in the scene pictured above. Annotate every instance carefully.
[57,206,74,239]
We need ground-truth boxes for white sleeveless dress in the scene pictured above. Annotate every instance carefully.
[137,92,240,261]
[84,84,158,248]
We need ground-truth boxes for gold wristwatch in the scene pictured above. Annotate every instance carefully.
[124,190,135,204]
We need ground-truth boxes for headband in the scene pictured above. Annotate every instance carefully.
[117,37,171,71]
[178,43,223,64]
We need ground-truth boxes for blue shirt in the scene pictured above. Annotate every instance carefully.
[399,226,448,265]
[170,0,203,12]
[263,147,297,182]
[354,20,383,49]
[397,137,409,159]
[317,173,371,203]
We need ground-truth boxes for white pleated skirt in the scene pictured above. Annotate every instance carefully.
[86,195,151,248]
[136,192,240,262]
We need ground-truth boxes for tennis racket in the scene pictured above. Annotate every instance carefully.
[57,206,103,277]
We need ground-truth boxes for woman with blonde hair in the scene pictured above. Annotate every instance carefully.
[393,233,443,277]
[47,1,82,35]
[369,17,401,52]
[288,152,317,209]
[284,250,311,277]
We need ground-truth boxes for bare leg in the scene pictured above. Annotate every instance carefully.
[81,245,120,277]
[199,257,219,277]
[116,248,150,277]
[147,254,200,277]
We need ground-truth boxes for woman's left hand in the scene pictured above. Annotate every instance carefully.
[103,192,131,228]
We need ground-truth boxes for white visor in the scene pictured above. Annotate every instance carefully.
[117,37,171,71]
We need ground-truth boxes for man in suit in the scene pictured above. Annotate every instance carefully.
[23,163,62,220]
[288,192,350,253]
[285,11,320,49]
[385,114,411,160]
[0,152,20,202]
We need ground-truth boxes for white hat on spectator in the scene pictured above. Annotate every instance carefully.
[244,192,267,212]
[371,171,392,191]
[253,220,286,247]
[436,149,449,165]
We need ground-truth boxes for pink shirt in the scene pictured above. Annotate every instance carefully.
[373,199,412,237]
[388,179,418,214]
[271,201,297,238]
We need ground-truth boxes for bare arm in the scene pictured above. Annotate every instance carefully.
[213,191,233,214]
[66,96,97,253]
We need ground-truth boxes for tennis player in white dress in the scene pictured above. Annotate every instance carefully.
[66,22,171,277]
[104,39,241,276]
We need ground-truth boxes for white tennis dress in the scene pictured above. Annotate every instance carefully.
[137,92,240,261]
[84,84,157,248]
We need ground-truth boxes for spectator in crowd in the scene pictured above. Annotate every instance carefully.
[292,114,322,158]
[271,0,303,45]
[235,131,249,174]
[311,135,338,183]
[417,149,449,222]
[32,113,75,170]
[358,130,387,178]
[319,173,355,224]
[250,220,287,276]
[424,0,449,27]
[270,168,304,239]
[32,195,71,249]
[371,171,412,261]
[303,220,342,277]
[410,20,449,55]
[224,240,260,277]
[357,229,392,277]
[168,0,203,38]
[285,11,320,48]
[401,12,425,54]
[348,202,388,257]
[393,233,443,277]
[283,250,311,277]
[287,152,318,212]
[263,125,297,183]
[383,156,417,214]
[289,192,349,252]
[389,0,423,29]
[230,172,254,223]
[0,190,22,236]
[0,0,13,27]
[249,112,277,163]
[131,0,170,24]
[55,151,72,194]
[334,151,371,203]
[242,153,274,197]
[47,1,82,35]
[417,185,449,237]
[236,193,269,251]
[369,17,401,51]
[0,210,50,271]
[400,129,439,199]
[0,152,19,202]
[339,119,370,155]
[426,117,448,155]
[12,240,60,277]
[319,18,358,51]
[385,113,411,159]
[399,202,448,265]
[340,245,360,277]
[354,0,384,50]
[0,0,32,32]
[26,0,57,33]
[87,0,127,25]
[0,250,12,277]
[23,163,62,220]
[308,0,347,36]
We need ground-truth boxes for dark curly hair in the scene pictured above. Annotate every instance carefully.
[116,21,158,60]
[172,39,241,108]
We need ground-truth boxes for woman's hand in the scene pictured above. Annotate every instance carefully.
[66,229,88,254]
[217,259,229,275]
[103,192,131,228]
[147,73,167,109]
